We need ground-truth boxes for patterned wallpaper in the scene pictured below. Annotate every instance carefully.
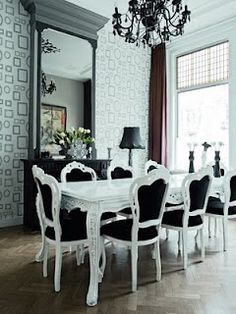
[0,2,150,227]
[0,0,29,227]
[96,22,151,176]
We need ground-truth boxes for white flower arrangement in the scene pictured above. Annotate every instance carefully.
[51,127,95,149]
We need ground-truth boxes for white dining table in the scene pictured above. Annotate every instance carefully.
[54,174,223,306]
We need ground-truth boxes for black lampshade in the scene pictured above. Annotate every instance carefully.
[119,127,145,149]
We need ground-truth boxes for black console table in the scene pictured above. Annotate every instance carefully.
[21,159,110,230]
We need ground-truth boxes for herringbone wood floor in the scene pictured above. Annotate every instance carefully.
[1,222,236,314]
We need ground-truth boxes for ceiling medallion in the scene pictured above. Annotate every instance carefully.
[112,0,191,47]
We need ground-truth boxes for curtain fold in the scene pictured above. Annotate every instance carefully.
[149,43,167,166]
[83,79,92,130]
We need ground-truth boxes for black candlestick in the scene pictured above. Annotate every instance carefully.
[214,150,221,177]
[189,151,195,173]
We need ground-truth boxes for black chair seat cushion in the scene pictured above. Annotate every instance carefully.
[101,219,158,241]
[165,202,184,208]
[206,197,236,215]
[45,209,87,241]
[162,210,203,227]
[118,207,132,215]
[101,212,116,221]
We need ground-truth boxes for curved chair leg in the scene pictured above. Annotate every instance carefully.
[208,217,212,238]
[76,244,85,266]
[214,218,217,237]
[43,242,48,278]
[200,228,205,262]
[178,231,182,251]
[166,229,169,240]
[222,218,228,251]
[35,233,46,262]
[182,230,188,270]
[154,239,161,282]
[54,245,62,292]
[131,245,138,292]
[75,244,84,266]
[98,237,106,283]
[194,230,199,243]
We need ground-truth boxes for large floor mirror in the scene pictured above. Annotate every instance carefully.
[20,0,108,159]
[40,29,92,155]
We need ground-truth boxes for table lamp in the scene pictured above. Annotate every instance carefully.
[119,127,145,166]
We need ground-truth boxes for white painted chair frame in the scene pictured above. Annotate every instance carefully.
[205,169,236,251]
[162,166,213,269]
[60,161,97,183]
[101,168,170,292]
[107,163,134,219]
[32,165,88,292]
[207,161,228,237]
[144,159,164,175]
[107,163,134,180]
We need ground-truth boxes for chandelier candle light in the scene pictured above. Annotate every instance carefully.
[112,0,191,47]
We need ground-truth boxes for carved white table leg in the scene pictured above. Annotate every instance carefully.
[86,204,101,306]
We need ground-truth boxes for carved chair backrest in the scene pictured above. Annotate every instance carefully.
[144,159,165,175]
[181,166,213,226]
[60,161,97,183]
[32,165,61,239]
[107,164,134,180]
[129,168,170,241]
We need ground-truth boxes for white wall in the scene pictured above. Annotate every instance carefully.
[166,18,236,170]
[43,74,84,130]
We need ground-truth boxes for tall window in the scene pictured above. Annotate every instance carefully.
[175,41,229,170]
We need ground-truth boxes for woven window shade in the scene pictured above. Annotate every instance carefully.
[177,41,229,90]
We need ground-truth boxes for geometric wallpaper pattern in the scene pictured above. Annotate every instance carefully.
[96,21,151,176]
[0,3,150,227]
[0,0,29,227]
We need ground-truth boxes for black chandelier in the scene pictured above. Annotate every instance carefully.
[41,38,60,96]
[112,0,191,47]
[41,71,56,96]
[41,38,61,54]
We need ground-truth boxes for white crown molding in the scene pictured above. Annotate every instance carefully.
[190,0,235,16]
[167,15,236,52]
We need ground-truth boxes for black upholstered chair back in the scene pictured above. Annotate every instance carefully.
[36,178,53,221]
[60,161,96,183]
[138,179,167,223]
[111,167,133,179]
[66,168,93,182]
[147,165,158,173]
[189,176,210,212]
[230,175,236,202]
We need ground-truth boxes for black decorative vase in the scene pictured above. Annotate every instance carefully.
[59,146,71,159]
[189,151,195,173]
[214,150,221,177]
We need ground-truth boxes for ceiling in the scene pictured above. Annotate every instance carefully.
[42,28,92,81]
[45,0,236,80]
[66,0,236,35]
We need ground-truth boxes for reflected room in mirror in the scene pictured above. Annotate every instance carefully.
[40,28,92,155]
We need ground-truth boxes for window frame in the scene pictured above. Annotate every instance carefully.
[166,31,234,171]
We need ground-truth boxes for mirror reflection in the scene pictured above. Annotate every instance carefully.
[40,28,92,154]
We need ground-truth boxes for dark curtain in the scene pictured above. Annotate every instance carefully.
[83,79,91,130]
[149,43,167,166]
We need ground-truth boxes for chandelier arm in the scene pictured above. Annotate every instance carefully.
[162,6,181,29]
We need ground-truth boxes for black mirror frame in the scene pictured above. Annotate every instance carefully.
[20,0,108,159]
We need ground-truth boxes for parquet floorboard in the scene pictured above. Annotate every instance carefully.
[1,221,236,313]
